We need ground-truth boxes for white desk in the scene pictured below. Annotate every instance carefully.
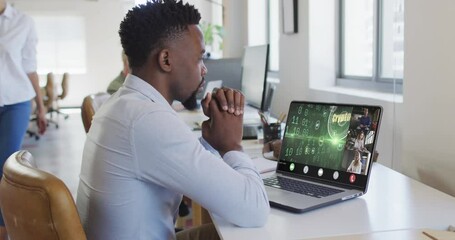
[212,162,455,240]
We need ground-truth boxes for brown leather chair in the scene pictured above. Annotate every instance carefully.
[0,150,86,240]
[80,92,110,133]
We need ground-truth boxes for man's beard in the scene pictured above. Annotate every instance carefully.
[181,92,198,110]
[181,79,204,110]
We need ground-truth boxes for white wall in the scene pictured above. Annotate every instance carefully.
[402,0,455,196]
[12,0,128,107]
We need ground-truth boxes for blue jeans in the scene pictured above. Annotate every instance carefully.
[0,100,32,226]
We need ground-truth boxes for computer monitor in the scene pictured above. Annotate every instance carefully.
[241,44,270,111]
[197,58,242,99]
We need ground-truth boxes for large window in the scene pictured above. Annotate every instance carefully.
[339,0,404,93]
[33,15,86,75]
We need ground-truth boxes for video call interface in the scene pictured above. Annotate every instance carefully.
[277,102,381,187]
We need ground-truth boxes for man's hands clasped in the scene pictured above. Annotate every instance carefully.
[201,87,245,156]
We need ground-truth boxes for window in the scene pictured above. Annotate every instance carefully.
[268,0,280,72]
[339,0,404,93]
[248,0,280,72]
[33,15,86,75]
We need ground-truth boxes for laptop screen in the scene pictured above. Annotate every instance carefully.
[277,101,382,190]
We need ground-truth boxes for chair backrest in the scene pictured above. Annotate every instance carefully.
[44,72,55,109]
[81,92,110,133]
[0,150,87,240]
[59,73,69,100]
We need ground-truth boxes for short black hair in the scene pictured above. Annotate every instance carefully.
[119,0,201,68]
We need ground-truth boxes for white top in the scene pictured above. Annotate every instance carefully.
[0,3,37,106]
[76,75,270,240]
[353,139,365,150]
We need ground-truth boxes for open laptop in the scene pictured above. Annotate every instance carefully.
[263,101,382,213]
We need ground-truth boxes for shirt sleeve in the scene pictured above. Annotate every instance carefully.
[199,137,221,158]
[22,16,38,74]
[133,110,270,227]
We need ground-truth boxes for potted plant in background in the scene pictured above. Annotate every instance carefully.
[200,21,224,58]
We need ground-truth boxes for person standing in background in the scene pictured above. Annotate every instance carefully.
[0,1,47,238]
[106,50,129,94]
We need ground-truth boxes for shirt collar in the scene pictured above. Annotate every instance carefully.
[123,74,174,111]
[1,3,15,19]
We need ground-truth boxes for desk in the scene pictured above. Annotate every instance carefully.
[212,162,455,239]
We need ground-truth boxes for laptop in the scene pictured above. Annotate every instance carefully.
[263,101,382,213]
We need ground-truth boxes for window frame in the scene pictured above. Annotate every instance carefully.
[337,0,403,94]
[267,0,280,77]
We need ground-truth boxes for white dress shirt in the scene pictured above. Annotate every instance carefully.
[76,75,270,240]
[0,3,37,106]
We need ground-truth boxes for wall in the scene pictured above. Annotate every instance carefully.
[402,0,455,196]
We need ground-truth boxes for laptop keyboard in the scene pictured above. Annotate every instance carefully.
[263,176,344,198]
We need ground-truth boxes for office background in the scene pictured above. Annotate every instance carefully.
[9,0,455,197]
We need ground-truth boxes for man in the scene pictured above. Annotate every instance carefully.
[76,1,269,239]
[358,108,371,134]
[106,50,129,94]
[0,1,47,239]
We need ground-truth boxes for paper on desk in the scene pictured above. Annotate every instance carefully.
[252,156,277,174]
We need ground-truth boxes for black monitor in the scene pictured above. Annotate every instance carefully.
[241,44,270,111]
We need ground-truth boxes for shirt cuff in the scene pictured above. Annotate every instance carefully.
[199,137,221,158]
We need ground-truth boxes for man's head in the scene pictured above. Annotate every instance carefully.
[119,0,206,109]
[0,0,7,14]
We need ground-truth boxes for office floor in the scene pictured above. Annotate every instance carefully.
[21,109,194,228]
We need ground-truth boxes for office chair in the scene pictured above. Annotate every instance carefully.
[0,150,87,240]
[26,108,41,140]
[46,72,70,125]
[80,92,110,133]
[42,72,60,128]
[56,72,70,120]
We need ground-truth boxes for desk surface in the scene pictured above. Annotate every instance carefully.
[212,162,455,240]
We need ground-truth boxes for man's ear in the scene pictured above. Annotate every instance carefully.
[158,49,172,72]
